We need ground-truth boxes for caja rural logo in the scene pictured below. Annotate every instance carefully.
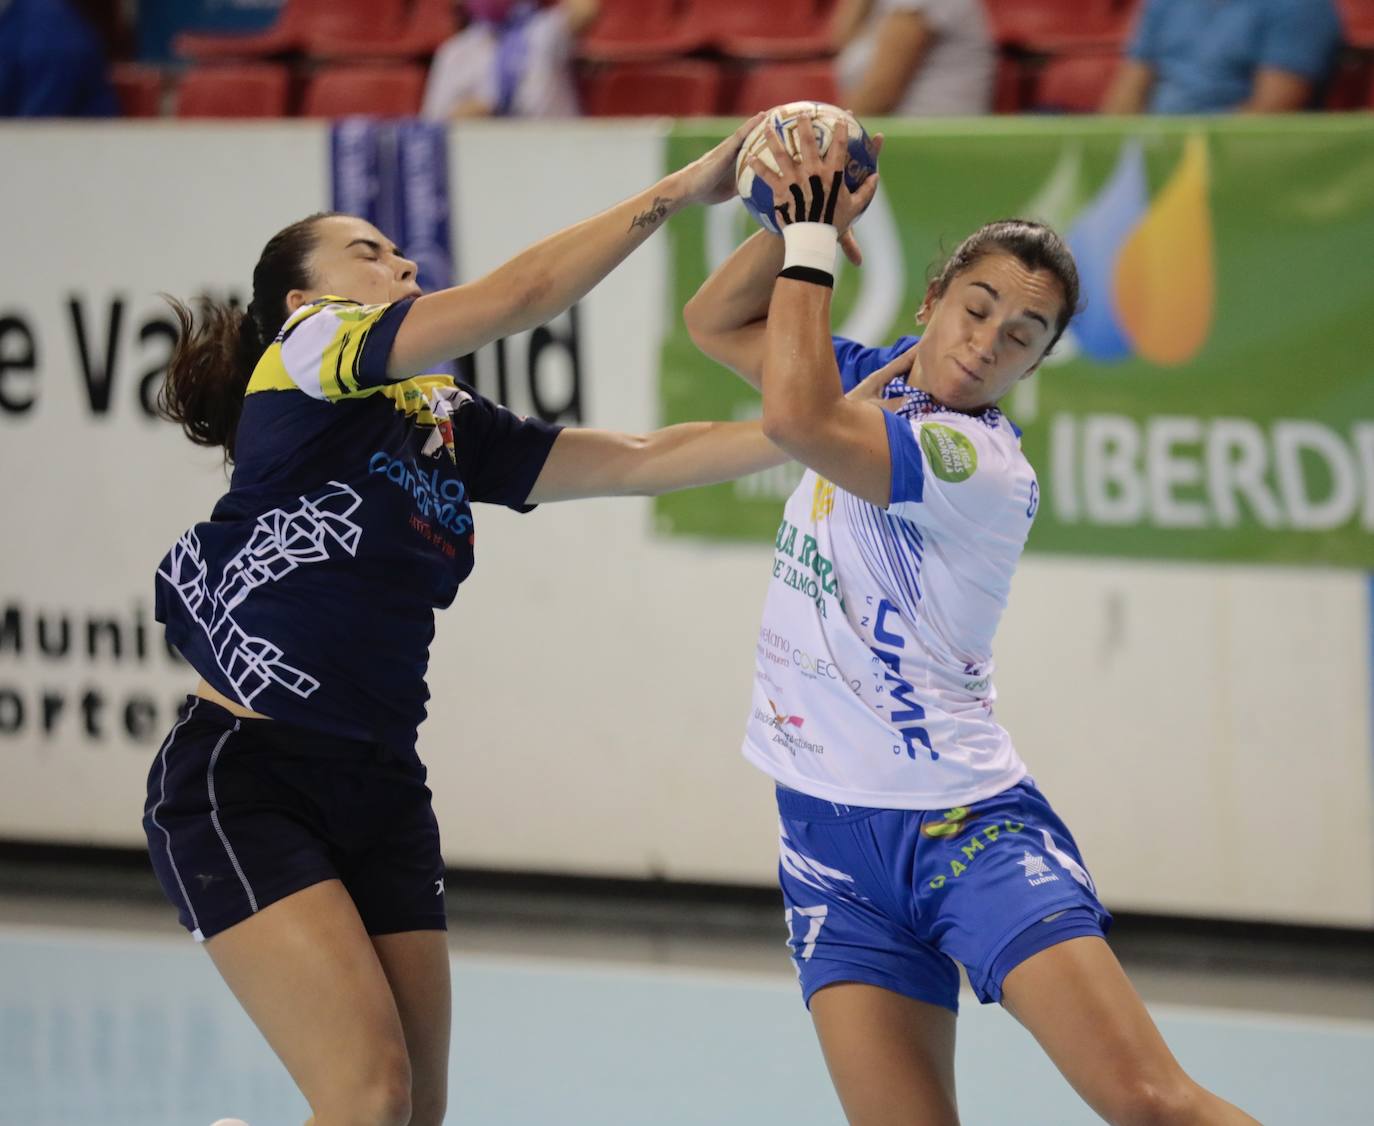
[1034,135,1214,367]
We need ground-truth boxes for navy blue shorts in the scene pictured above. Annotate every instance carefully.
[143,696,447,942]
[777,778,1111,1013]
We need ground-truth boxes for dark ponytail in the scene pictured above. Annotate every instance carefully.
[157,211,341,463]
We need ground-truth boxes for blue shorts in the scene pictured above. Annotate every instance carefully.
[776,778,1110,1013]
[143,696,447,941]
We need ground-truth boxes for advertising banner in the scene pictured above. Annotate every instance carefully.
[656,117,1374,569]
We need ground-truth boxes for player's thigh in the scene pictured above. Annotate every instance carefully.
[372,929,452,1126]
[810,982,959,1126]
[205,879,413,1122]
[1001,936,1217,1125]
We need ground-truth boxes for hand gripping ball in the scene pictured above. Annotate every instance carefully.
[735,102,878,235]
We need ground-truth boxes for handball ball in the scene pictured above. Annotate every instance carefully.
[736,102,878,235]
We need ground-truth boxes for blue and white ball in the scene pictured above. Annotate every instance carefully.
[735,102,878,235]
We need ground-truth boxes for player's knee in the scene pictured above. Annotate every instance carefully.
[405,1085,447,1126]
[321,1050,413,1126]
[1106,1074,1199,1126]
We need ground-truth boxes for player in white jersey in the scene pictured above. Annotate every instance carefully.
[685,116,1258,1125]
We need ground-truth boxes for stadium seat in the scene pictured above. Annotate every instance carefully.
[110,64,164,118]
[981,0,1133,53]
[174,0,407,61]
[309,0,459,60]
[1337,0,1374,47]
[1324,49,1374,109]
[576,0,709,63]
[581,60,725,116]
[701,0,839,60]
[174,65,292,118]
[992,53,1028,113]
[175,65,292,118]
[731,61,840,114]
[1031,52,1120,113]
[300,64,426,117]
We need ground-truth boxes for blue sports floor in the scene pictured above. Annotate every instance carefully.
[2,920,1372,1125]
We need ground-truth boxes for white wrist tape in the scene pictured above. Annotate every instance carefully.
[781,222,839,276]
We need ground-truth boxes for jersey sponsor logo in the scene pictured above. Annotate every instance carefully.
[919,423,978,483]
[368,451,474,537]
[754,702,825,757]
[810,476,836,522]
[771,518,844,617]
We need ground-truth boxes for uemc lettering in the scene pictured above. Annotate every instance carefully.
[928,820,1026,889]
[368,452,473,534]
[871,599,937,762]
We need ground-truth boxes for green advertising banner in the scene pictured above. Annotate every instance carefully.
[656,117,1374,567]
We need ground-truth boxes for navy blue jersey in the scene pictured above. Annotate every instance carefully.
[155,297,562,752]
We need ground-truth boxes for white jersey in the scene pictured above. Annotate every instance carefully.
[743,339,1035,809]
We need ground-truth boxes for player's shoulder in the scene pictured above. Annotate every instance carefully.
[903,402,1034,514]
[832,333,919,375]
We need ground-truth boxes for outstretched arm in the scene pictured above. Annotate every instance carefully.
[525,365,899,502]
[388,113,764,377]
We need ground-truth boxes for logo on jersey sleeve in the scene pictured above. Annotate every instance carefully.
[919,424,978,483]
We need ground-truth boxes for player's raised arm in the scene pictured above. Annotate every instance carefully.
[750,115,894,506]
[683,132,880,390]
[387,113,764,378]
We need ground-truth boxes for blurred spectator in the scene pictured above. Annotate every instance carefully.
[422,0,598,120]
[0,0,119,117]
[1100,0,1343,113]
[833,0,993,116]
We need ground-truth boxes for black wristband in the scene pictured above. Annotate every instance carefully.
[777,265,835,288]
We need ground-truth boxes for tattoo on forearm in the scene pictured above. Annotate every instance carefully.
[629,196,672,231]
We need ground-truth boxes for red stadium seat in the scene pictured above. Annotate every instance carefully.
[301,65,426,117]
[175,65,291,118]
[110,64,164,118]
[1324,50,1374,109]
[731,61,840,114]
[174,0,407,61]
[701,0,839,61]
[576,0,709,63]
[992,53,1028,113]
[982,0,1133,53]
[1031,52,1120,113]
[309,0,459,60]
[1337,0,1374,47]
[581,60,725,116]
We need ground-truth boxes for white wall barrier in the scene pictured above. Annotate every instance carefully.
[1,122,1370,927]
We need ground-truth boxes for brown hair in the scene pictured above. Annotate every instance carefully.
[158,211,340,462]
[929,219,1082,352]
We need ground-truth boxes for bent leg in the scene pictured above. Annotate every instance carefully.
[205,880,415,1126]
[1001,936,1259,1125]
[372,930,452,1126]
[810,982,959,1126]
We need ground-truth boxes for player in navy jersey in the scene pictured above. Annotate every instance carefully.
[684,117,1257,1124]
[141,115,904,1126]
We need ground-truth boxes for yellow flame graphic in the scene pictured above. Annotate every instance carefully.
[1112,134,1214,366]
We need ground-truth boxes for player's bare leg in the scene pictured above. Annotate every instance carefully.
[372,930,452,1126]
[205,880,414,1126]
[810,982,959,1126]
[1001,936,1259,1125]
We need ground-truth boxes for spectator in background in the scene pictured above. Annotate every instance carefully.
[1100,0,1343,113]
[422,0,598,120]
[0,0,118,117]
[833,0,993,116]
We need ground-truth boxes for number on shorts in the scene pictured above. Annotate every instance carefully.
[784,904,829,961]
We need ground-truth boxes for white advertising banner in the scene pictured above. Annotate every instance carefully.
[1,122,1370,928]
